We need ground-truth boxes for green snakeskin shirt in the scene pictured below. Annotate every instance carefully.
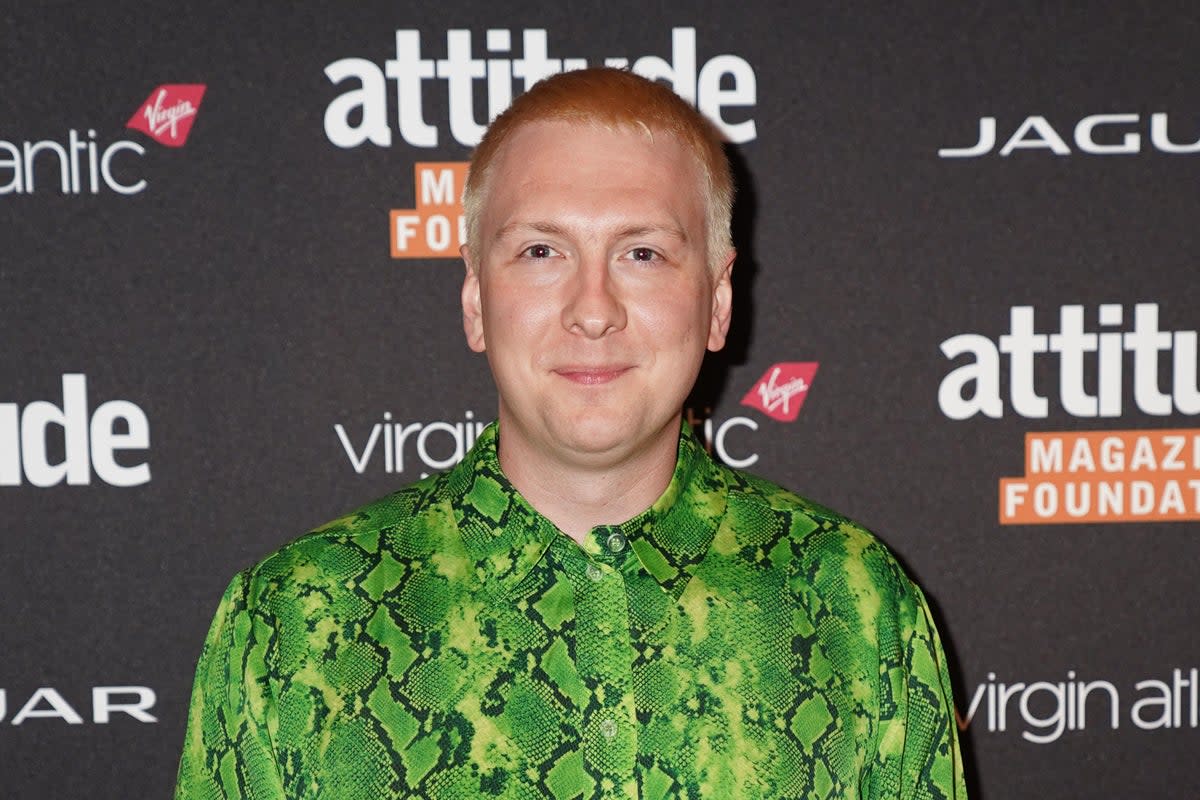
[176,422,965,799]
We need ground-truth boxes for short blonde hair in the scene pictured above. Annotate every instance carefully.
[463,67,734,268]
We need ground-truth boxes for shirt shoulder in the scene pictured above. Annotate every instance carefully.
[720,466,916,610]
[728,467,855,526]
[241,471,460,603]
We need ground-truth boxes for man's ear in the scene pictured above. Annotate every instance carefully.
[461,245,486,353]
[706,249,736,352]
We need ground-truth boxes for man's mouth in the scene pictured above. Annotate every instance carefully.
[553,366,632,385]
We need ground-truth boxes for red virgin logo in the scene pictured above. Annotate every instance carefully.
[740,362,818,422]
[126,85,206,147]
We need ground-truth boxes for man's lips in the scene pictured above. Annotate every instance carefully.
[553,366,632,385]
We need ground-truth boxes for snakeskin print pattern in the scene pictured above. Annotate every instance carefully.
[176,422,965,799]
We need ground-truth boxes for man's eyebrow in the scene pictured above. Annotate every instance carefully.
[492,221,569,242]
[614,224,688,243]
[493,221,689,243]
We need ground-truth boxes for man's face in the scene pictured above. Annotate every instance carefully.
[461,120,734,470]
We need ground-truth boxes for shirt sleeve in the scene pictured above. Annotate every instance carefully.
[175,571,286,800]
[868,578,968,800]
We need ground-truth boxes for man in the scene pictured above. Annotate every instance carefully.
[176,68,966,799]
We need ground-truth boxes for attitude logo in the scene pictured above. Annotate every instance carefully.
[126,84,206,147]
[391,162,468,258]
[939,304,1199,421]
[324,27,757,149]
[0,374,151,488]
[1,82,206,195]
[938,303,1200,524]
[740,362,818,422]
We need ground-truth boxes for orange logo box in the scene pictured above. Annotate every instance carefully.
[390,162,469,259]
[999,429,1200,524]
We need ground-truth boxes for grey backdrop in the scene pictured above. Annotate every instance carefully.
[3,2,1198,797]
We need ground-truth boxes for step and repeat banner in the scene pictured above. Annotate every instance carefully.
[3,2,1197,797]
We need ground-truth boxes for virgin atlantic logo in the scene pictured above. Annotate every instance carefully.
[740,362,818,422]
[126,84,206,147]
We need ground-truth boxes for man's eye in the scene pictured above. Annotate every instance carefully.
[523,244,555,259]
[629,247,659,262]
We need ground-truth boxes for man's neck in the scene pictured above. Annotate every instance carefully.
[496,421,681,544]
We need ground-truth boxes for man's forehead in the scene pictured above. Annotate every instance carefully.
[485,121,703,201]
[491,118,690,168]
[484,127,702,222]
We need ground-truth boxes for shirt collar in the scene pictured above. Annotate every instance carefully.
[448,420,728,601]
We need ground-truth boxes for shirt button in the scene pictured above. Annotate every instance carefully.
[606,532,627,553]
[599,718,618,739]
[586,564,604,582]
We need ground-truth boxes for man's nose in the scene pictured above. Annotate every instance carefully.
[561,254,627,339]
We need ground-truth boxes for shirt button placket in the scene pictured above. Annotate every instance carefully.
[574,526,638,798]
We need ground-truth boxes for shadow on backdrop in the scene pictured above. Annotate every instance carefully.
[689,144,758,412]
